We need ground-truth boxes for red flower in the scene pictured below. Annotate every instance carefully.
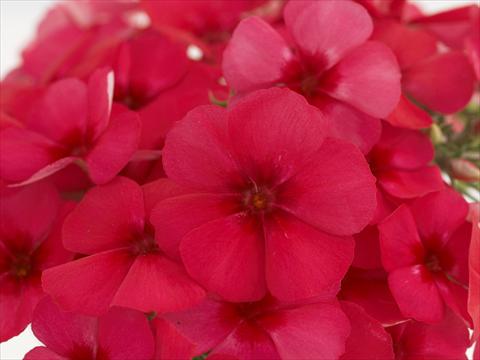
[222,0,401,153]
[42,177,205,316]
[379,189,472,323]
[387,310,470,360]
[0,183,72,341]
[151,88,376,302]
[0,69,141,186]
[164,295,351,359]
[372,19,476,128]
[25,297,154,360]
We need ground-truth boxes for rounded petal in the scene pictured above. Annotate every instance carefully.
[142,178,194,215]
[126,31,188,104]
[371,20,437,70]
[403,52,476,114]
[86,110,141,185]
[340,269,406,326]
[386,94,433,129]
[87,68,114,139]
[27,78,87,143]
[392,310,470,360]
[223,16,294,93]
[340,301,394,360]
[259,302,351,360]
[228,88,327,186]
[410,189,469,249]
[31,297,96,358]
[284,0,373,70]
[374,122,435,170]
[210,321,280,360]
[321,99,381,154]
[112,254,205,313]
[378,167,444,199]
[63,177,145,255]
[97,307,155,360]
[378,205,424,272]
[162,105,242,192]
[0,182,60,246]
[322,41,401,118]
[279,138,376,236]
[42,249,134,316]
[150,193,239,259]
[0,276,44,342]
[164,300,241,354]
[180,214,266,302]
[265,213,353,301]
[153,318,196,360]
[388,265,444,323]
[0,127,61,183]
[24,347,67,360]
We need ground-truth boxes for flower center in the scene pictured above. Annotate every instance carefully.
[130,230,159,256]
[10,254,32,279]
[425,252,442,273]
[300,74,319,97]
[243,187,274,213]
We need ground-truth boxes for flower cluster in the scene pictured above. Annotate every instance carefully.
[0,0,479,359]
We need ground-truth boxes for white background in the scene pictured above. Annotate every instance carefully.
[0,0,478,359]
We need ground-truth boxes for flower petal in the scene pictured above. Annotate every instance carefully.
[97,307,155,360]
[265,213,353,301]
[410,189,469,249]
[162,105,241,192]
[180,214,266,302]
[378,167,444,199]
[150,193,238,259]
[31,297,96,358]
[86,109,141,185]
[27,78,87,143]
[210,321,280,360]
[340,301,394,360]
[63,177,145,255]
[321,99,381,154]
[259,302,350,360]
[112,254,205,313]
[42,249,134,316]
[322,41,401,118]
[403,52,476,114]
[0,127,61,183]
[378,205,424,272]
[284,0,372,70]
[223,16,294,93]
[228,88,327,186]
[279,138,376,236]
[388,265,444,323]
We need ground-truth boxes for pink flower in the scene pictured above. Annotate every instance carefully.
[469,203,480,351]
[387,310,470,360]
[222,0,401,152]
[0,183,72,341]
[372,19,476,128]
[0,69,141,186]
[42,176,205,316]
[151,88,376,302]
[25,297,155,360]
[379,189,472,323]
[164,295,352,359]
